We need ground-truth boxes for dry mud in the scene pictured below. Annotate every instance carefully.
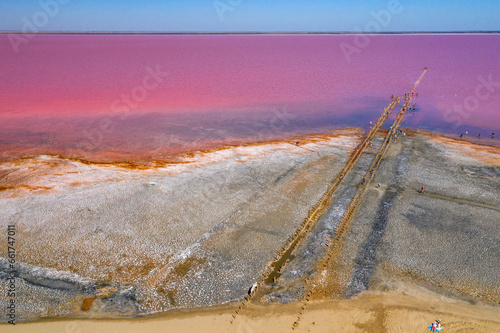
[315,131,500,305]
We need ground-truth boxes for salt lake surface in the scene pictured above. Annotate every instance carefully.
[1,34,499,161]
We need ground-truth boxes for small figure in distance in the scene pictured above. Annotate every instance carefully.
[421,185,424,194]
[460,133,463,139]
[296,141,300,146]
[492,133,495,139]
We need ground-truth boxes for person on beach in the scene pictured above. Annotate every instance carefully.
[465,130,468,138]
[433,319,442,331]
[421,186,424,193]
[430,321,437,332]
[493,133,495,139]
[478,133,481,141]
[460,133,463,139]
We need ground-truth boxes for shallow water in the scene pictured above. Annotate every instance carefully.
[1,34,499,161]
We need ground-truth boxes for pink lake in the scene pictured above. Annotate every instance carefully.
[1,34,499,162]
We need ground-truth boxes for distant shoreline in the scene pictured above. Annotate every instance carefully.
[1,128,499,168]
[1,31,499,35]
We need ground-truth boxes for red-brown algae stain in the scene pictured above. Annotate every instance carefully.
[81,297,97,311]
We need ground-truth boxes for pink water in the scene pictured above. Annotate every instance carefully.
[1,34,499,162]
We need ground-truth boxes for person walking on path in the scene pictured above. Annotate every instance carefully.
[421,186,424,193]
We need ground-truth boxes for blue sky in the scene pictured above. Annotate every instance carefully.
[1,0,499,32]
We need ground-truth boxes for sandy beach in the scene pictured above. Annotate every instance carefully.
[3,284,499,332]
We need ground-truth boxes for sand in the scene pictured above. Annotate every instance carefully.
[2,285,499,332]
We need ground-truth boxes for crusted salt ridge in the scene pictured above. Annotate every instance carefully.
[0,131,362,198]
[0,258,95,293]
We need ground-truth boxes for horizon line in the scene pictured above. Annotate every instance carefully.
[1,30,499,35]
